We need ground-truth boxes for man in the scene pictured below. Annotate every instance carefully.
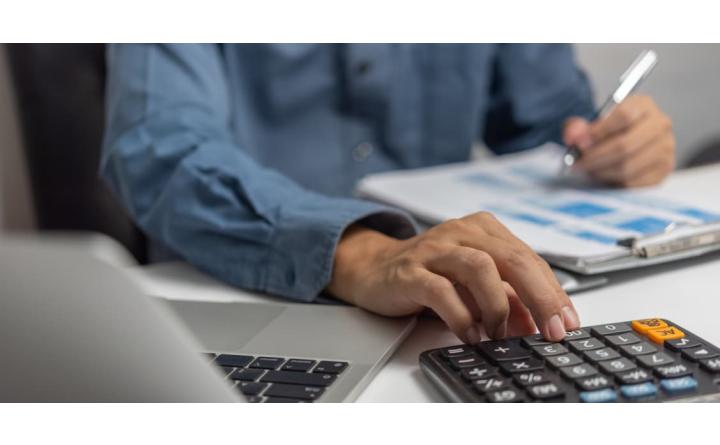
[101,44,675,343]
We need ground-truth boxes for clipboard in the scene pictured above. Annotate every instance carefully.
[545,221,720,275]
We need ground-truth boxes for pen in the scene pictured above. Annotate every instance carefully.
[561,49,659,171]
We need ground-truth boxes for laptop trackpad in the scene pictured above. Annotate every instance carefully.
[165,300,286,351]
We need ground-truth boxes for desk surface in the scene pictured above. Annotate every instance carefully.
[128,164,720,402]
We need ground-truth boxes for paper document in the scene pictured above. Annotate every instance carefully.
[357,143,720,262]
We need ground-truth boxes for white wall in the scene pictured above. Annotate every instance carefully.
[0,44,35,231]
[575,43,720,166]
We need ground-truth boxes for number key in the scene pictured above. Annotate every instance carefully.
[584,347,621,362]
[605,332,641,346]
[599,358,637,374]
[619,341,657,357]
[532,343,568,357]
[563,329,591,340]
[569,337,604,352]
[546,353,583,369]
[636,352,675,368]
[560,363,598,380]
[591,323,632,336]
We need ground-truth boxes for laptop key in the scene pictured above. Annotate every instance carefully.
[216,354,254,368]
[218,366,235,377]
[282,359,317,372]
[264,384,325,401]
[264,397,307,403]
[249,357,285,370]
[230,368,265,381]
[237,382,269,396]
[313,361,348,374]
[261,370,337,387]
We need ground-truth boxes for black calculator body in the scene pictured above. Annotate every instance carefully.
[419,318,720,402]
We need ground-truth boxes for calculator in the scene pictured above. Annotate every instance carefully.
[419,318,720,402]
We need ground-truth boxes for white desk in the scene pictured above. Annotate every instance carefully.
[127,164,720,402]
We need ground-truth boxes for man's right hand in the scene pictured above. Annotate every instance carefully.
[327,212,580,344]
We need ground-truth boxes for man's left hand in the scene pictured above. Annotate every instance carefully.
[563,95,676,187]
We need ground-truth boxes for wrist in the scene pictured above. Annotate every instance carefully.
[327,224,398,303]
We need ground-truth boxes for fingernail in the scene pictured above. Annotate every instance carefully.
[465,325,482,344]
[492,322,507,340]
[562,306,580,330]
[545,314,566,341]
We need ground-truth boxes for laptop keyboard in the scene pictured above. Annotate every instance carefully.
[419,318,720,402]
[206,353,348,402]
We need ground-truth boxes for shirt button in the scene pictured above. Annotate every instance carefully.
[355,60,372,75]
[352,142,374,162]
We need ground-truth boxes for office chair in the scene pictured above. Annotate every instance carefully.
[6,44,147,262]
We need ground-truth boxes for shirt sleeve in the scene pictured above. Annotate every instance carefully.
[101,44,416,302]
[482,44,595,154]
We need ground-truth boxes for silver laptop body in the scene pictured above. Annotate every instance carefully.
[0,236,415,402]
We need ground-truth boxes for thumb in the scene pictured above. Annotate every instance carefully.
[563,117,593,150]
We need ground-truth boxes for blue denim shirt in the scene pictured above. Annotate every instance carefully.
[101,44,594,301]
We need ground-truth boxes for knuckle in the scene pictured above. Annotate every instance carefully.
[467,250,495,271]
[503,247,532,269]
[421,276,453,300]
[615,106,634,125]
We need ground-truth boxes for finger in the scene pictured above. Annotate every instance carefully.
[563,117,593,149]
[458,233,574,341]
[463,212,579,330]
[576,111,670,171]
[409,268,479,343]
[589,95,653,142]
[588,137,675,186]
[426,246,510,339]
[503,282,538,337]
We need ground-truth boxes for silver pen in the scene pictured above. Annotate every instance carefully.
[561,49,659,171]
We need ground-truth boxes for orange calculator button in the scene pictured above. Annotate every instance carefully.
[632,318,668,334]
[647,326,685,344]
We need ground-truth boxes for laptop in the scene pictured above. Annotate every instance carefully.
[0,236,415,402]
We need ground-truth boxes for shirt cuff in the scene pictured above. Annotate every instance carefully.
[266,195,417,302]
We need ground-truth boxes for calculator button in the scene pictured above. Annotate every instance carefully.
[619,341,658,357]
[647,326,685,344]
[636,352,675,367]
[532,343,568,357]
[681,346,720,362]
[584,347,621,362]
[560,363,598,380]
[546,353,583,369]
[600,358,637,374]
[478,340,531,362]
[700,357,720,373]
[441,346,474,358]
[473,377,510,393]
[631,318,668,334]
[620,382,657,399]
[605,332,641,347]
[665,337,701,351]
[579,388,617,403]
[449,354,486,369]
[461,366,497,381]
[660,376,698,394]
[654,363,692,379]
[514,371,552,387]
[591,323,632,336]
[563,329,591,341]
[576,374,613,391]
[527,382,565,400]
[616,368,653,385]
[499,357,544,373]
[522,334,551,347]
[487,388,523,402]
[569,337,605,352]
